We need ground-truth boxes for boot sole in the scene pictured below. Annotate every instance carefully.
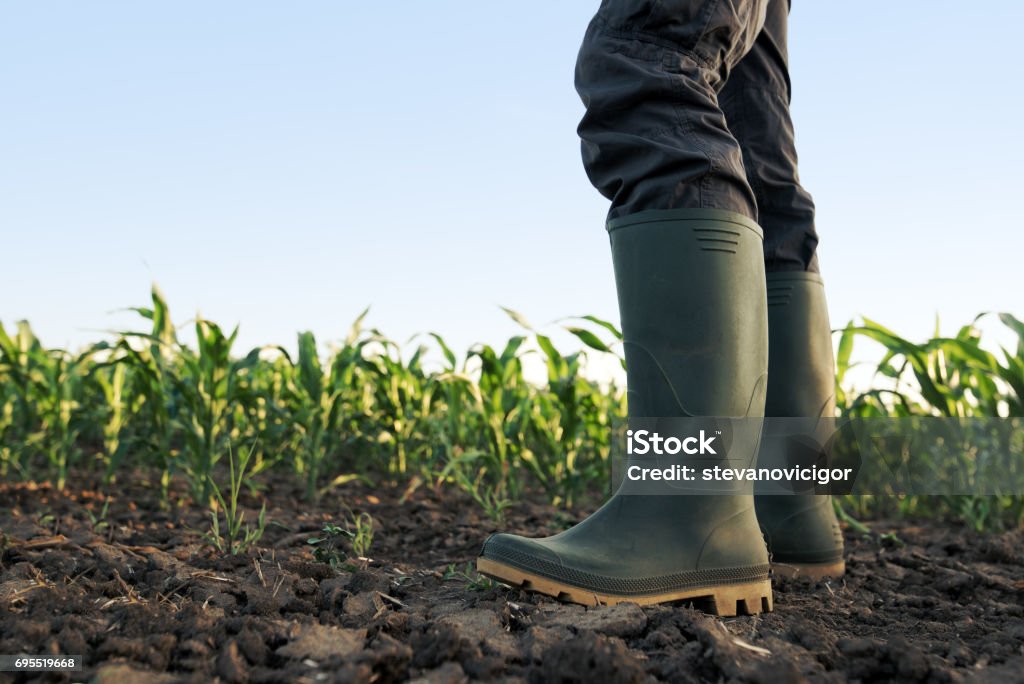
[770,559,845,580]
[476,557,773,616]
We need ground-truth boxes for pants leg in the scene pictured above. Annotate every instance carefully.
[574,0,769,223]
[719,0,820,273]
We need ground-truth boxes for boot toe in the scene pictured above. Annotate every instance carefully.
[480,533,564,568]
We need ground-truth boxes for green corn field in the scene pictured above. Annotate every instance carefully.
[1,286,1022,535]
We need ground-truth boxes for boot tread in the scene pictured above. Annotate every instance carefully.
[477,557,772,615]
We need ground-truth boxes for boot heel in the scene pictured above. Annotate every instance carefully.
[708,579,774,616]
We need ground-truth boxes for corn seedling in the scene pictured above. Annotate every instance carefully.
[86,497,111,534]
[201,441,267,555]
[347,511,375,559]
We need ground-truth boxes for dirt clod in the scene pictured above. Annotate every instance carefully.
[276,622,367,661]
[532,632,648,684]
[216,640,249,684]
[546,602,648,638]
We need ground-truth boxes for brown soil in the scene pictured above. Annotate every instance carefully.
[1,470,1022,683]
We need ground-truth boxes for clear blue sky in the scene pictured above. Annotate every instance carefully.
[2,2,1022,375]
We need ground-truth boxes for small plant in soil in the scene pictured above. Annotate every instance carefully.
[36,509,56,533]
[308,522,350,571]
[200,441,267,555]
[879,531,905,548]
[308,510,375,571]
[444,561,495,591]
[86,496,110,534]
[348,510,375,559]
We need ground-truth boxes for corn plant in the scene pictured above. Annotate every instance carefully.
[503,310,626,507]
[94,362,127,485]
[835,313,1024,529]
[0,321,101,490]
[178,319,261,502]
[273,331,342,501]
[201,441,268,555]
[106,287,185,501]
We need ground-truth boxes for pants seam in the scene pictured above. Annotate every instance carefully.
[662,51,720,211]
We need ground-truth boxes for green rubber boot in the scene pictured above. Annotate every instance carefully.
[477,209,774,615]
[755,272,845,579]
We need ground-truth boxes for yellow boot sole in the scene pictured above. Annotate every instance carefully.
[476,557,773,616]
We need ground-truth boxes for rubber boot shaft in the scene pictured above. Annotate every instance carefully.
[755,272,844,570]
[479,210,773,611]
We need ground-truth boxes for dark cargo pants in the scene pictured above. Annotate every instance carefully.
[576,0,819,273]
